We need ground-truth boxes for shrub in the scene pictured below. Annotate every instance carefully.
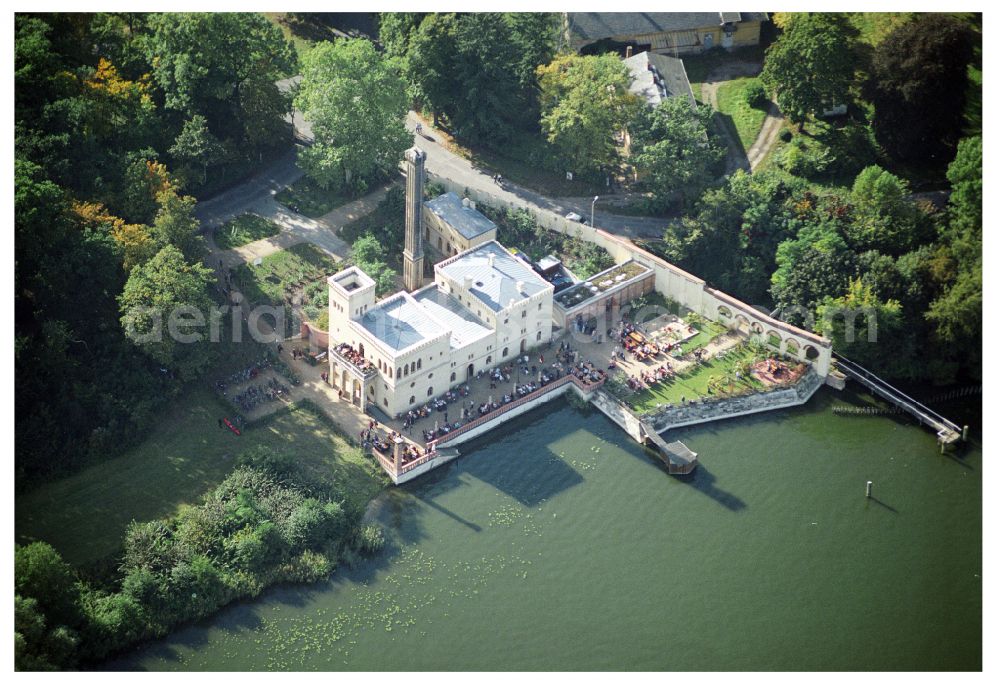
[779,129,793,142]
[822,121,880,178]
[283,499,347,551]
[780,143,832,177]
[355,524,385,556]
[743,80,768,109]
[281,549,334,583]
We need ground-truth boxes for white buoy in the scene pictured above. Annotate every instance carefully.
[866,481,873,498]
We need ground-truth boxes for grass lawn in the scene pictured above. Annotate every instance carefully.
[628,345,764,413]
[264,12,344,64]
[213,213,281,249]
[15,386,383,568]
[275,176,354,218]
[683,45,765,104]
[714,77,768,152]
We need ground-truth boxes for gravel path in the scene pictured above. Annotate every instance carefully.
[747,101,784,170]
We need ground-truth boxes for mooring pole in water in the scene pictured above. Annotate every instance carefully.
[963,425,969,441]
[866,481,873,498]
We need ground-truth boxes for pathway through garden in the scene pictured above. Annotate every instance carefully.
[700,60,785,172]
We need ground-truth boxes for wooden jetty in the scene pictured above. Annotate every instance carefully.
[833,353,965,448]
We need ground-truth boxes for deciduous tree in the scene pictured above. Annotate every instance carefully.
[865,15,975,166]
[631,96,723,207]
[537,53,641,175]
[118,245,215,379]
[295,39,410,193]
[761,13,858,128]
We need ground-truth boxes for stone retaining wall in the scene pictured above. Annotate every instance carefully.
[429,174,833,377]
[642,370,824,433]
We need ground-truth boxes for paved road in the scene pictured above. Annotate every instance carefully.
[407,113,671,239]
[195,76,312,228]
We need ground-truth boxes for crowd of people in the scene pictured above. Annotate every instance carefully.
[334,342,374,373]
[625,363,675,391]
[401,344,609,447]
[362,419,425,467]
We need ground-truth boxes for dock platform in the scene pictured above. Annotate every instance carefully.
[640,421,698,474]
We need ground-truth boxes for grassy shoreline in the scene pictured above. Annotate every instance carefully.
[16,387,383,568]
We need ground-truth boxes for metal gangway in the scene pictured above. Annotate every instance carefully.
[832,352,965,448]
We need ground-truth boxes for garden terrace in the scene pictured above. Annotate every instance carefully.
[621,343,765,414]
[553,260,654,328]
[231,243,342,337]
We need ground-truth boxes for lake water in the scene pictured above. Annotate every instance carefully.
[106,387,982,671]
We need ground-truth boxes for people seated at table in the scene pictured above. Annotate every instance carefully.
[335,342,374,372]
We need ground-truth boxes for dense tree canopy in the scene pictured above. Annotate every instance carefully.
[865,15,975,166]
[389,12,559,146]
[145,13,293,135]
[761,13,859,126]
[537,53,641,175]
[118,245,216,380]
[630,96,723,207]
[660,170,802,305]
[848,166,933,255]
[296,39,410,193]
[925,136,982,375]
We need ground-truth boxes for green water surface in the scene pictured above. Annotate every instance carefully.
[106,388,982,671]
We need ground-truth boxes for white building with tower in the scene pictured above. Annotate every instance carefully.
[326,147,554,416]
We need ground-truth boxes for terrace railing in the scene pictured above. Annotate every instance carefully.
[426,373,605,453]
[371,372,606,481]
[331,345,379,379]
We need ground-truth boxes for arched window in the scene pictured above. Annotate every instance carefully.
[417,359,422,370]
[409,395,415,405]
[502,347,508,358]
[450,372,456,382]
[396,367,401,378]
[427,386,434,396]
[404,363,409,376]
[486,356,492,365]
[383,398,388,407]
[805,345,820,360]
